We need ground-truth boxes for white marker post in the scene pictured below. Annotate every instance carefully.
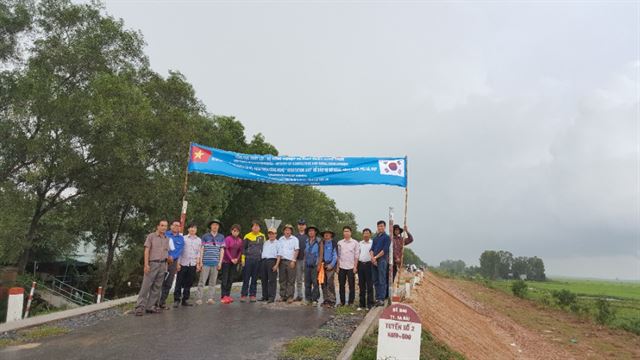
[96,286,103,304]
[6,287,25,323]
[377,303,422,360]
[23,281,37,318]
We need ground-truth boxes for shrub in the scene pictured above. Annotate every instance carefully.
[552,289,577,307]
[620,317,640,335]
[511,280,528,298]
[594,299,616,325]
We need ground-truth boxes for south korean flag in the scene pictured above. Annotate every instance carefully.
[378,159,405,177]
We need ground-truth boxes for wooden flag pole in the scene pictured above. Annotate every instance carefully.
[179,143,192,233]
[393,157,409,298]
[388,206,394,303]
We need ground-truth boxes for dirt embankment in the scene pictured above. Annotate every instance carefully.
[409,272,639,360]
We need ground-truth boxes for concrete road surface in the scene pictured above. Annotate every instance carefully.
[2,295,333,360]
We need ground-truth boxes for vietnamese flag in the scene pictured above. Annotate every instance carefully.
[190,145,212,163]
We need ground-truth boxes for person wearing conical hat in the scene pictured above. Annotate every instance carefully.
[277,224,299,303]
[320,228,337,308]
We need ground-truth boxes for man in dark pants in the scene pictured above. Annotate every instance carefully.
[294,219,308,301]
[241,221,265,303]
[357,228,374,309]
[371,220,391,307]
[173,223,201,307]
[158,220,184,309]
[261,227,280,302]
[303,226,321,305]
[337,226,359,306]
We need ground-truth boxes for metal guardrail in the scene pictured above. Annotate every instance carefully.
[19,276,107,306]
[46,278,96,306]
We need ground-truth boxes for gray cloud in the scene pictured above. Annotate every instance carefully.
[102,1,639,279]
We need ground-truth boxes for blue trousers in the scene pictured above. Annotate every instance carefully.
[372,256,388,301]
[241,258,260,297]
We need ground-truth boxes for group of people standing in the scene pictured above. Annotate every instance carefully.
[134,218,413,316]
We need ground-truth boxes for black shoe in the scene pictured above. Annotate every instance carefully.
[260,298,268,302]
[181,301,193,306]
[294,297,303,302]
[173,301,181,308]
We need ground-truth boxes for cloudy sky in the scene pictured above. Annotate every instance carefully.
[102,1,638,280]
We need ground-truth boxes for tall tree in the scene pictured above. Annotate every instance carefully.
[1,0,147,272]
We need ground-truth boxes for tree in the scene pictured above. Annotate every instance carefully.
[403,248,426,267]
[479,250,500,279]
[526,256,546,281]
[511,256,529,279]
[496,250,513,279]
[2,0,148,272]
[439,259,466,274]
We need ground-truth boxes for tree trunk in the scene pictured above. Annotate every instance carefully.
[17,196,45,274]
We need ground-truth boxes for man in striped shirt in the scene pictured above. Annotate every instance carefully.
[196,219,225,305]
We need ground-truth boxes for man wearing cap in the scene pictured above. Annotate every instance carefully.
[135,219,170,316]
[261,226,280,303]
[320,229,337,308]
[196,219,225,305]
[277,224,299,303]
[370,220,391,307]
[158,220,184,309]
[294,219,308,302]
[392,224,414,283]
[303,225,322,305]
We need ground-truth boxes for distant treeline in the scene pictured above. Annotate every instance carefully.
[437,250,546,281]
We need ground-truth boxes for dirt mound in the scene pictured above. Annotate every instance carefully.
[411,273,577,359]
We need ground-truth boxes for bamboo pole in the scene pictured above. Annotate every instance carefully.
[388,206,394,303]
[393,157,409,298]
[179,143,192,233]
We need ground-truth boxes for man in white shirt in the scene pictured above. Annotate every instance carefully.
[174,223,201,307]
[357,228,374,309]
[337,226,359,306]
[277,224,299,304]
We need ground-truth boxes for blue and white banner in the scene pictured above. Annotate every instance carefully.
[188,143,407,187]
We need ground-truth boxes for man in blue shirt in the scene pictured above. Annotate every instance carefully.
[158,220,185,309]
[370,220,391,306]
[303,226,321,305]
[320,229,337,308]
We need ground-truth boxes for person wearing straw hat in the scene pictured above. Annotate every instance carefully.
[320,228,337,308]
[303,225,322,305]
[261,226,280,303]
[277,224,299,303]
[392,224,414,283]
[196,219,225,305]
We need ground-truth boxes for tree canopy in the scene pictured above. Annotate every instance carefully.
[0,0,359,296]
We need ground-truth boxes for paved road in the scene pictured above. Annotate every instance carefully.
[2,292,334,360]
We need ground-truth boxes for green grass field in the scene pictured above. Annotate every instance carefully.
[488,277,640,334]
